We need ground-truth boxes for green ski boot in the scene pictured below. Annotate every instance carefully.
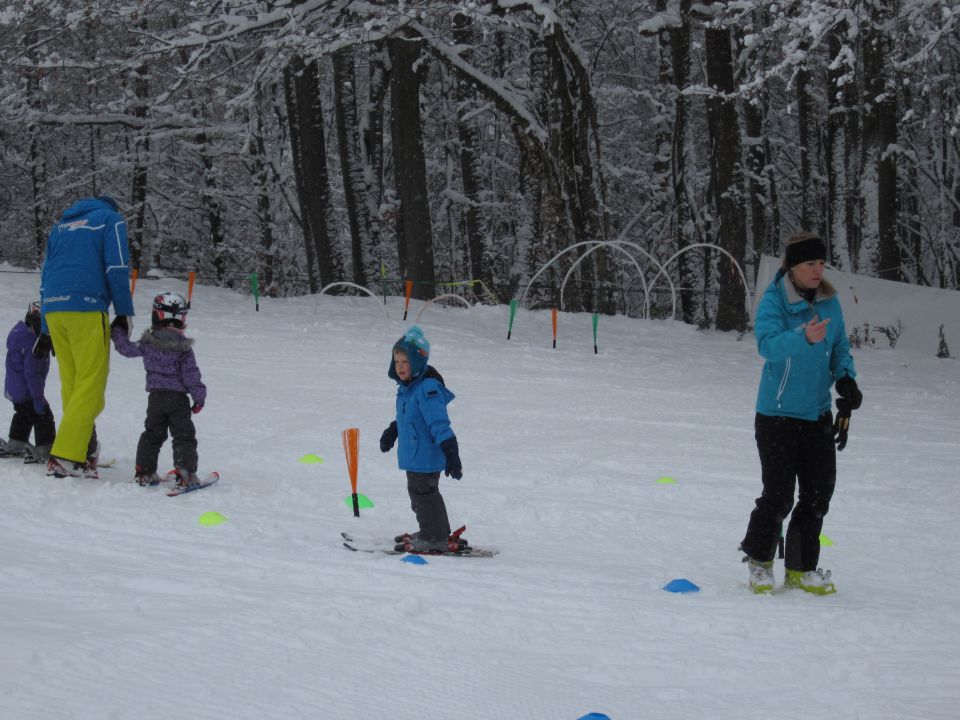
[746,557,775,594]
[785,568,836,595]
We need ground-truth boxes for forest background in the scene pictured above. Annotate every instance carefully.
[1,0,958,331]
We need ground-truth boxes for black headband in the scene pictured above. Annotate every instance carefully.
[785,236,826,267]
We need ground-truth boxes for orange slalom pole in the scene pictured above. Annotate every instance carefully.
[402,280,413,321]
[341,428,360,517]
[188,271,196,304]
[551,308,558,349]
[130,268,139,296]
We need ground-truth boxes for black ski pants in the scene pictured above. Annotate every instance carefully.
[407,471,451,542]
[741,412,837,572]
[8,400,56,448]
[136,390,198,474]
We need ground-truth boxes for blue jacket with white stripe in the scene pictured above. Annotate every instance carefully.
[39,196,135,332]
[754,269,856,421]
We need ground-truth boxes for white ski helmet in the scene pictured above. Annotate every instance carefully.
[151,291,190,328]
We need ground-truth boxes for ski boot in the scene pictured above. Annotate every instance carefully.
[134,466,162,487]
[0,438,27,458]
[24,444,51,464]
[744,556,775,594]
[173,468,201,489]
[83,442,101,480]
[785,568,836,595]
[46,455,85,478]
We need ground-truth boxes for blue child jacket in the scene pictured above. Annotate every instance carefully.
[393,372,456,473]
[40,196,136,332]
[754,269,856,421]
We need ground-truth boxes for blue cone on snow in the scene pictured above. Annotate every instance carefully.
[402,554,428,565]
[663,578,700,593]
[577,714,612,720]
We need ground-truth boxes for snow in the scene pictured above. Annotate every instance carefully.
[1,265,959,720]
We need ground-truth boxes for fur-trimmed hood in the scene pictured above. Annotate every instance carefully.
[140,327,194,352]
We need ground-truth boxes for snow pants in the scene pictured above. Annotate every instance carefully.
[740,412,837,572]
[47,311,110,463]
[407,471,451,542]
[8,400,56,448]
[136,390,198,474]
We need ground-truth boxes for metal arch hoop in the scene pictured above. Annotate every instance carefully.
[414,293,472,324]
[558,240,677,320]
[316,282,390,319]
[646,243,752,321]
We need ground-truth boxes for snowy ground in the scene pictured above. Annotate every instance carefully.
[1,265,958,720]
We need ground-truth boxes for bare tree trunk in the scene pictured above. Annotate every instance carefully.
[333,46,373,287]
[198,133,225,282]
[704,24,748,331]
[796,43,813,230]
[248,81,276,289]
[670,0,695,323]
[866,0,901,281]
[825,23,849,268]
[23,28,47,263]
[389,35,435,301]
[363,42,388,279]
[283,54,340,291]
[453,13,488,287]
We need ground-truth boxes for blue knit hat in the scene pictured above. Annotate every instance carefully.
[389,325,430,381]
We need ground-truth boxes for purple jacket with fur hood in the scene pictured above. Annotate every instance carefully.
[111,327,206,407]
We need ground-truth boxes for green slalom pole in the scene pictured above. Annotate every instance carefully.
[592,313,599,354]
[250,272,260,311]
[507,299,518,339]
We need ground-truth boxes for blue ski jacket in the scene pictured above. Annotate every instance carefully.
[755,268,856,421]
[392,368,456,473]
[39,196,135,332]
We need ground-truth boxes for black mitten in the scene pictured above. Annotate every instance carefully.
[440,437,462,480]
[379,421,398,453]
[111,315,129,334]
[32,333,53,359]
[835,375,863,410]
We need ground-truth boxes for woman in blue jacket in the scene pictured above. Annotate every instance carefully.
[740,232,862,595]
[379,326,463,553]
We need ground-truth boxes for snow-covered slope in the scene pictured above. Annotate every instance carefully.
[1,265,958,720]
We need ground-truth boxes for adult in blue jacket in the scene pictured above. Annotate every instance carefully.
[38,195,135,478]
[740,232,862,596]
[2,302,55,459]
[379,326,463,553]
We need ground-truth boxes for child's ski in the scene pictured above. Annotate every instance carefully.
[342,541,497,558]
[341,529,497,558]
[166,471,219,496]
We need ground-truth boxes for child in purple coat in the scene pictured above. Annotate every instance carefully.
[111,291,206,486]
[2,302,56,460]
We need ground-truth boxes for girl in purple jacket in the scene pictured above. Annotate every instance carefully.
[2,302,55,460]
[111,291,206,487]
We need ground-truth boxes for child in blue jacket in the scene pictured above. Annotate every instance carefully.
[379,326,463,553]
[2,302,56,460]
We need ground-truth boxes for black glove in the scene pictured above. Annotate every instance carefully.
[440,437,462,480]
[32,332,53,359]
[833,399,852,451]
[379,421,397,453]
[111,315,129,334]
[835,375,862,410]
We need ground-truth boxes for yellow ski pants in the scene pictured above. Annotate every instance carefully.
[46,312,110,463]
